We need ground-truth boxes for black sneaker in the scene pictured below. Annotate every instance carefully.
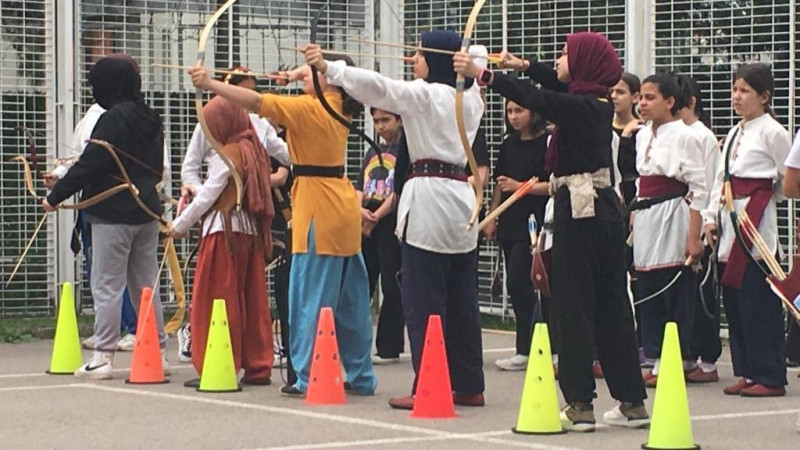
[183,378,200,388]
[280,385,304,397]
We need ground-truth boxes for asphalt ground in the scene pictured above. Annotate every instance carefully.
[1,330,799,450]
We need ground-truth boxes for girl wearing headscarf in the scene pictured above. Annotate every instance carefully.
[189,57,377,398]
[304,30,486,410]
[455,32,648,431]
[703,63,791,397]
[169,95,275,387]
[44,54,167,380]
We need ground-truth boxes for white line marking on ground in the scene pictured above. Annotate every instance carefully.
[0,364,193,379]
[692,408,800,421]
[482,347,516,354]
[244,435,455,450]
[0,383,79,393]
[77,384,583,450]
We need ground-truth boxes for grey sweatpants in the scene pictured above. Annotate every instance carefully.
[89,219,166,352]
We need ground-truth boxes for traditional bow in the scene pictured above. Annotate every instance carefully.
[16,125,42,183]
[195,0,244,211]
[456,0,487,229]
[310,1,384,167]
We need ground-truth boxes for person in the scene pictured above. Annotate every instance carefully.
[627,74,706,388]
[169,95,275,387]
[483,100,550,371]
[356,107,404,365]
[455,31,649,431]
[269,150,294,384]
[676,74,723,383]
[611,72,641,207]
[189,57,377,397]
[703,63,791,397]
[177,67,290,365]
[305,30,486,409]
[44,54,167,380]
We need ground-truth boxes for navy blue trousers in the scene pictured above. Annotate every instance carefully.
[636,266,695,360]
[720,260,786,387]
[689,248,722,364]
[400,243,484,395]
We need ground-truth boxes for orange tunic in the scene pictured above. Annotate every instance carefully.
[258,92,361,256]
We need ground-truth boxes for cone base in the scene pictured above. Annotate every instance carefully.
[642,443,700,450]
[125,379,170,385]
[409,412,457,419]
[512,427,566,435]
[46,370,77,375]
[196,386,242,393]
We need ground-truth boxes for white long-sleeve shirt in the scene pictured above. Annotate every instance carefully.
[633,119,706,269]
[702,113,791,261]
[324,60,483,253]
[180,114,290,189]
[690,120,720,203]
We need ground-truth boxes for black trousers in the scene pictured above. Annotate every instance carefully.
[635,266,695,361]
[272,229,296,385]
[551,215,645,404]
[689,248,721,364]
[401,243,484,395]
[362,215,404,358]
[500,239,556,355]
[786,319,800,362]
[720,260,786,387]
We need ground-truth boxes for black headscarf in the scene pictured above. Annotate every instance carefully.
[421,30,474,90]
[88,55,143,109]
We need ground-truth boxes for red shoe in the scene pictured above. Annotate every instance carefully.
[643,370,657,388]
[592,361,604,379]
[685,367,719,383]
[453,393,485,407]
[740,384,786,397]
[723,378,755,395]
[388,395,414,410]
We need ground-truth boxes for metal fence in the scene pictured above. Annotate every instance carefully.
[0,0,798,318]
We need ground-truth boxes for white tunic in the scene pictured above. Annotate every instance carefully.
[689,120,720,202]
[325,60,483,254]
[632,119,707,270]
[702,113,791,261]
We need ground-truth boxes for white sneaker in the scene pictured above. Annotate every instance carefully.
[75,351,114,380]
[371,355,400,365]
[161,349,171,376]
[602,402,650,428]
[176,323,191,363]
[116,333,136,352]
[82,335,97,350]
[495,354,528,371]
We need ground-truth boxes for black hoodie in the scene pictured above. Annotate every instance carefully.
[48,57,164,224]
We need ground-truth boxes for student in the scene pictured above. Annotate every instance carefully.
[44,54,167,379]
[703,63,791,397]
[357,107,405,365]
[676,74,722,383]
[170,95,275,387]
[304,30,486,409]
[483,100,550,371]
[456,32,648,430]
[189,57,377,397]
[611,72,642,206]
[628,74,706,388]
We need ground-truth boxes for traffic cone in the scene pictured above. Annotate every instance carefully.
[46,282,82,375]
[512,323,564,434]
[197,299,240,392]
[126,288,168,384]
[411,315,456,419]
[306,307,346,405]
[642,322,700,449]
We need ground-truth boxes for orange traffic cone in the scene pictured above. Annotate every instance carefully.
[126,288,167,384]
[305,307,346,405]
[411,315,456,419]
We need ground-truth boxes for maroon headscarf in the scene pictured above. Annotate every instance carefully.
[545,32,621,173]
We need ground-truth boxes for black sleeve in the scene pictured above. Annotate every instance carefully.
[490,72,594,126]
[617,130,639,180]
[466,127,489,175]
[494,138,509,180]
[355,150,371,192]
[47,112,119,206]
[524,60,568,93]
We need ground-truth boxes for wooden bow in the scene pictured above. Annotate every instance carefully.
[195,0,243,211]
[456,0,488,229]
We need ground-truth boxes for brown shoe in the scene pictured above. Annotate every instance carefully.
[685,367,719,383]
[643,370,657,388]
[740,384,786,397]
[388,395,414,410]
[592,361,604,379]
[453,393,485,407]
[723,378,755,395]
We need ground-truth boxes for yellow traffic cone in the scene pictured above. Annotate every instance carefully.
[197,299,241,392]
[642,322,700,449]
[46,282,83,374]
[512,323,564,434]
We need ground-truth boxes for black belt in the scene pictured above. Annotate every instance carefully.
[407,159,467,182]
[627,191,687,212]
[293,164,345,178]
